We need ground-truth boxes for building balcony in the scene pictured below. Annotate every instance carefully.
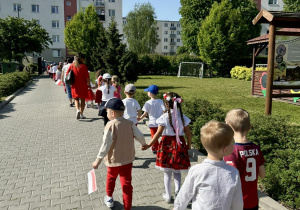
[170,42,176,45]
[170,27,176,30]
[98,15,105,21]
[170,34,176,38]
[95,2,105,7]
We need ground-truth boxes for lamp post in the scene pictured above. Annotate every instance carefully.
[17,7,22,18]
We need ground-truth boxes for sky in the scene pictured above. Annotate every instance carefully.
[122,0,182,21]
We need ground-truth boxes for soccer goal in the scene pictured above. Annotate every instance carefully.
[177,62,204,78]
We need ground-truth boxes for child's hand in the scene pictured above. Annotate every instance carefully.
[137,117,141,121]
[92,159,101,169]
[141,144,150,150]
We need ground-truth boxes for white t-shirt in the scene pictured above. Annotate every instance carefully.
[62,63,71,83]
[156,110,191,136]
[174,159,243,210]
[122,98,141,124]
[100,85,115,101]
[51,65,57,73]
[142,99,165,127]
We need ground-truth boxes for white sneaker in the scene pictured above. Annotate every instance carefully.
[80,114,86,119]
[76,110,80,120]
[104,195,114,208]
[162,193,171,204]
[175,190,179,197]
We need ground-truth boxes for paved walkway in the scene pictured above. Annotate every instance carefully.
[0,76,196,210]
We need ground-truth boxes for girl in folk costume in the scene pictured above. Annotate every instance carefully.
[112,75,122,99]
[142,92,192,203]
[85,72,96,108]
[99,73,115,125]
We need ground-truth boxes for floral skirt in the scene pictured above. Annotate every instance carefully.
[155,136,190,173]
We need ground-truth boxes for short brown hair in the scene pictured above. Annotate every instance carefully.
[225,108,250,133]
[201,120,234,153]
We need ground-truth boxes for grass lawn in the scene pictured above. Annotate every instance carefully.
[133,75,300,125]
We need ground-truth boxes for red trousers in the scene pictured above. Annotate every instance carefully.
[106,163,133,210]
[150,127,159,151]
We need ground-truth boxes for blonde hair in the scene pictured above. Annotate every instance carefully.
[225,108,250,133]
[201,120,233,153]
[112,75,120,88]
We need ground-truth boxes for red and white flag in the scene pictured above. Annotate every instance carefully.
[56,79,62,86]
[87,169,97,194]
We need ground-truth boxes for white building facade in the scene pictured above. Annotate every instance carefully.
[0,0,123,63]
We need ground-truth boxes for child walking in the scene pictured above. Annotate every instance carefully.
[122,84,142,125]
[92,98,146,210]
[112,75,122,99]
[95,70,103,115]
[142,92,192,203]
[174,120,243,210]
[99,73,115,125]
[139,85,165,154]
[224,108,266,210]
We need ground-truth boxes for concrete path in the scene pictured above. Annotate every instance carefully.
[0,76,196,210]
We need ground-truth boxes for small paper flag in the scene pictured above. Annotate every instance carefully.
[87,169,97,194]
[56,79,62,86]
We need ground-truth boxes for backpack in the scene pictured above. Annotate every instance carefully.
[65,65,75,85]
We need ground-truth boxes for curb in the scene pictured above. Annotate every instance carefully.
[0,79,33,111]
[143,119,288,210]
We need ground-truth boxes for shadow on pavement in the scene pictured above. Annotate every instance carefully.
[79,118,102,122]
[133,157,156,168]
[0,103,16,119]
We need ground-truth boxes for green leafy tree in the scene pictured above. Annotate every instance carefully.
[283,0,300,11]
[90,23,108,72]
[64,5,102,68]
[104,18,127,83]
[119,51,139,83]
[179,0,221,55]
[123,3,159,54]
[0,17,51,62]
[198,0,248,76]
[179,0,260,55]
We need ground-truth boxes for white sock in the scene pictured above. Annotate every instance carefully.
[174,172,181,193]
[164,171,172,198]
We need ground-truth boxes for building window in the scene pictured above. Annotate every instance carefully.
[177,39,180,42]
[52,20,59,28]
[53,50,61,57]
[177,31,181,35]
[109,0,115,2]
[52,35,60,43]
[177,23,181,27]
[66,1,71,6]
[32,5,39,13]
[13,3,21,12]
[171,38,174,42]
[164,46,168,49]
[164,53,168,55]
[36,20,40,24]
[171,23,174,27]
[269,0,278,4]
[67,16,71,21]
[171,31,175,34]
[51,6,59,14]
[164,31,168,34]
[109,9,115,17]
[164,38,168,42]
[157,27,159,30]
[81,7,86,12]
[171,46,174,50]
[164,23,168,27]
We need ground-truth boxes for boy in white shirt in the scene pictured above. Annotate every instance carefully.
[174,120,243,210]
[122,84,142,125]
[139,85,165,154]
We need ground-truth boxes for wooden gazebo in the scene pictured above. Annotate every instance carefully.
[251,10,300,115]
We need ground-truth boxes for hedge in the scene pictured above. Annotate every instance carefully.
[0,71,31,100]
[230,66,267,81]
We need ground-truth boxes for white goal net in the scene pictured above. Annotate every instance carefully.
[177,62,204,78]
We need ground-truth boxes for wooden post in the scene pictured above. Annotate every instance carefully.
[265,23,276,115]
[251,47,256,95]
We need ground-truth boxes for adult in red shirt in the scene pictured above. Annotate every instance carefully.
[67,54,90,120]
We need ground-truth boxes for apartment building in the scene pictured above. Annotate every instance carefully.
[122,18,183,56]
[0,0,123,63]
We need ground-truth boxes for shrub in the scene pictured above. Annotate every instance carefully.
[230,66,252,81]
[0,71,31,98]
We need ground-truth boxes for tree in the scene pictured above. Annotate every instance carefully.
[179,0,222,55]
[283,0,300,12]
[0,17,51,62]
[123,3,159,54]
[197,0,248,77]
[179,0,260,55]
[64,5,102,68]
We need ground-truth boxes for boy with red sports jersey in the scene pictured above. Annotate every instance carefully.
[224,108,266,210]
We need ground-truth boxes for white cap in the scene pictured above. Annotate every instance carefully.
[103,73,111,79]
